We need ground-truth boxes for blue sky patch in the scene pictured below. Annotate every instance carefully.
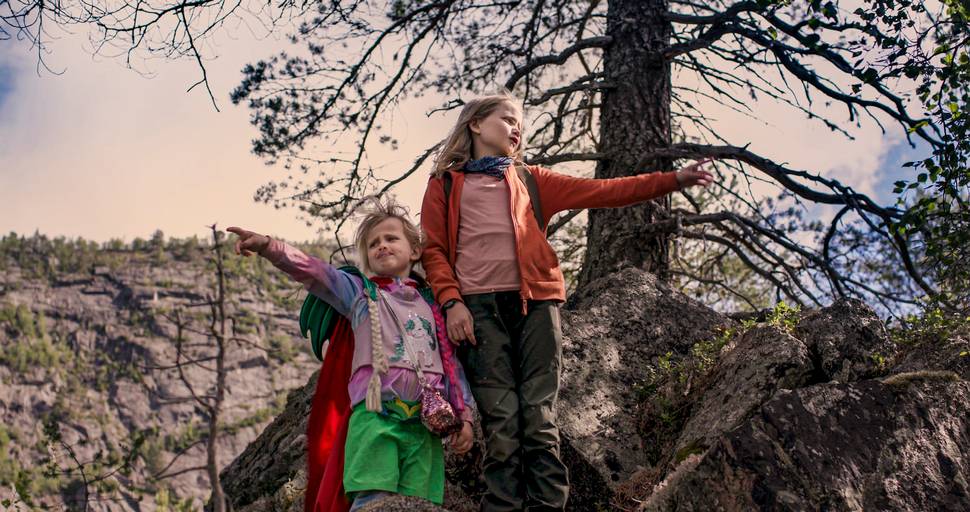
[872,137,931,205]
[0,64,14,114]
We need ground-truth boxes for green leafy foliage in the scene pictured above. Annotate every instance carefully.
[154,487,197,512]
[877,0,970,310]
[765,302,801,332]
[891,305,970,345]
[37,414,148,510]
[0,232,210,282]
[267,333,300,365]
[0,303,71,375]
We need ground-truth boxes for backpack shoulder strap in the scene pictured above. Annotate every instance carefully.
[442,171,453,205]
[515,163,545,231]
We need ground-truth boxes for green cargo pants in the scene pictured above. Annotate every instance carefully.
[459,291,569,512]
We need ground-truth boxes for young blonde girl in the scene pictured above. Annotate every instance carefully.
[420,92,713,511]
[228,198,475,511]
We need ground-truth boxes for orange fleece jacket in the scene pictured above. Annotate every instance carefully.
[420,164,681,305]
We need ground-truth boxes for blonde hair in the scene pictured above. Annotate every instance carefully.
[353,195,423,276]
[353,195,424,412]
[432,91,525,178]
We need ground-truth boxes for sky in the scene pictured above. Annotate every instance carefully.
[0,17,929,245]
[0,64,12,112]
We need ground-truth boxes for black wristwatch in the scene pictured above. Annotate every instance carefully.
[441,299,460,311]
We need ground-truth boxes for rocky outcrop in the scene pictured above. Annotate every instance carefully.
[0,248,318,510]
[668,326,817,462]
[793,297,897,382]
[643,376,969,511]
[219,372,317,512]
[660,298,898,471]
[557,268,730,504]
[220,268,970,511]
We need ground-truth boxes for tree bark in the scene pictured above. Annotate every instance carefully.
[208,226,228,512]
[577,0,674,290]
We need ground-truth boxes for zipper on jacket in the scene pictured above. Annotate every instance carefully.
[506,165,531,316]
[448,171,458,267]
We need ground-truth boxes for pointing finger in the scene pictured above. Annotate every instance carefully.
[226,226,250,238]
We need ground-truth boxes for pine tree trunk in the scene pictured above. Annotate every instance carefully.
[577,0,673,290]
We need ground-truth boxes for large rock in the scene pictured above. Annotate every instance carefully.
[642,375,970,511]
[558,268,730,502]
[665,298,896,465]
[356,494,451,512]
[793,298,896,382]
[669,326,817,461]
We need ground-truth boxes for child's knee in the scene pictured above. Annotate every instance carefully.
[476,386,520,419]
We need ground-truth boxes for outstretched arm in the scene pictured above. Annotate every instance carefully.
[534,159,715,222]
[226,227,361,316]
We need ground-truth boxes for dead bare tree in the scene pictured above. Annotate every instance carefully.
[145,225,230,511]
[204,224,228,512]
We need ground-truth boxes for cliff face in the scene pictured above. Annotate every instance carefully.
[0,239,319,510]
[221,268,970,511]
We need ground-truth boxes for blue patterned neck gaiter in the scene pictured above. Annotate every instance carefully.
[462,156,513,179]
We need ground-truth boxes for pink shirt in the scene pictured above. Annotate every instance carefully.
[455,174,522,295]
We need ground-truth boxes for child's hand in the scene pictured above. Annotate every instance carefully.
[226,227,270,257]
[446,302,477,345]
[675,158,716,189]
[449,421,474,454]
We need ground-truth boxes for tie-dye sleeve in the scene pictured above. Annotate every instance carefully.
[260,238,362,316]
